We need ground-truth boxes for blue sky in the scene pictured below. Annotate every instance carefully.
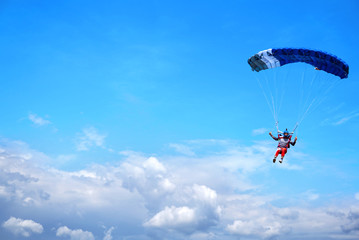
[0,0,359,239]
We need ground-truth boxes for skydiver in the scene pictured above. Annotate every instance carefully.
[269,129,297,163]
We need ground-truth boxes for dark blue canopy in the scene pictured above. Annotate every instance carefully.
[248,48,349,79]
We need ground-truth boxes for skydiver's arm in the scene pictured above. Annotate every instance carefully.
[269,132,278,141]
[290,136,298,146]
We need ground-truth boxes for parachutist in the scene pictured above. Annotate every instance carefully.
[249,48,348,154]
[269,129,297,163]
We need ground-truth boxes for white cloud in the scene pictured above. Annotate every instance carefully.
[355,193,359,200]
[192,184,217,205]
[252,128,268,136]
[2,217,43,237]
[28,113,51,126]
[56,226,95,240]
[145,206,196,227]
[227,219,287,238]
[75,127,106,151]
[168,143,195,156]
[159,178,176,192]
[103,227,115,240]
[55,154,77,166]
[0,186,8,198]
[143,184,220,234]
[333,111,359,125]
[341,209,359,234]
[143,157,166,173]
[224,195,290,239]
[305,191,319,201]
[322,111,359,126]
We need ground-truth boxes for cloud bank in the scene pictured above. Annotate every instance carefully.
[0,139,358,239]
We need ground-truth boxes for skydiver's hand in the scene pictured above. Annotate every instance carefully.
[295,136,297,141]
[269,132,272,136]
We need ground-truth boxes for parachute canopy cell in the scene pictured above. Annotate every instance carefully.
[248,48,349,79]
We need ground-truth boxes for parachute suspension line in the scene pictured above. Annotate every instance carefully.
[293,64,310,134]
[293,66,321,131]
[273,67,286,134]
[275,120,280,133]
[292,122,299,133]
[300,67,319,119]
[264,70,279,125]
[299,76,341,124]
[255,75,277,125]
[291,65,323,133]
[260,68,288,134]
[299,71,322,126]
[294,67,343,132]
[273,68,279,118]
[297,67,306,126]
[274,69,283,133]
[256,71,281,134]
[293,68,306,134]
[270,68,286,134]
[276,66,289,121]
[297,97,318,129]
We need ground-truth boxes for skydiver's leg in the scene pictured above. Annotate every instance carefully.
[279,148,287,163]
[275,148,281,157]
[273,148,281,163]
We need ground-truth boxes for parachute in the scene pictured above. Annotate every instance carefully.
[248,48,349,79]
[248,48,349,133]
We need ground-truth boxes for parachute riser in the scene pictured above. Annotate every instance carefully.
[275,121,280,134]
[275,121,297,136]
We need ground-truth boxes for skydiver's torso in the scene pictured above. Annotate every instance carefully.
[277,136,291,148]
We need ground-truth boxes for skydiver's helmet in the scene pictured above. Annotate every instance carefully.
[283,129,290,138]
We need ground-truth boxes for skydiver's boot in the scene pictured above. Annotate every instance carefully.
[273,156,277,163]
[279,158,284,163]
